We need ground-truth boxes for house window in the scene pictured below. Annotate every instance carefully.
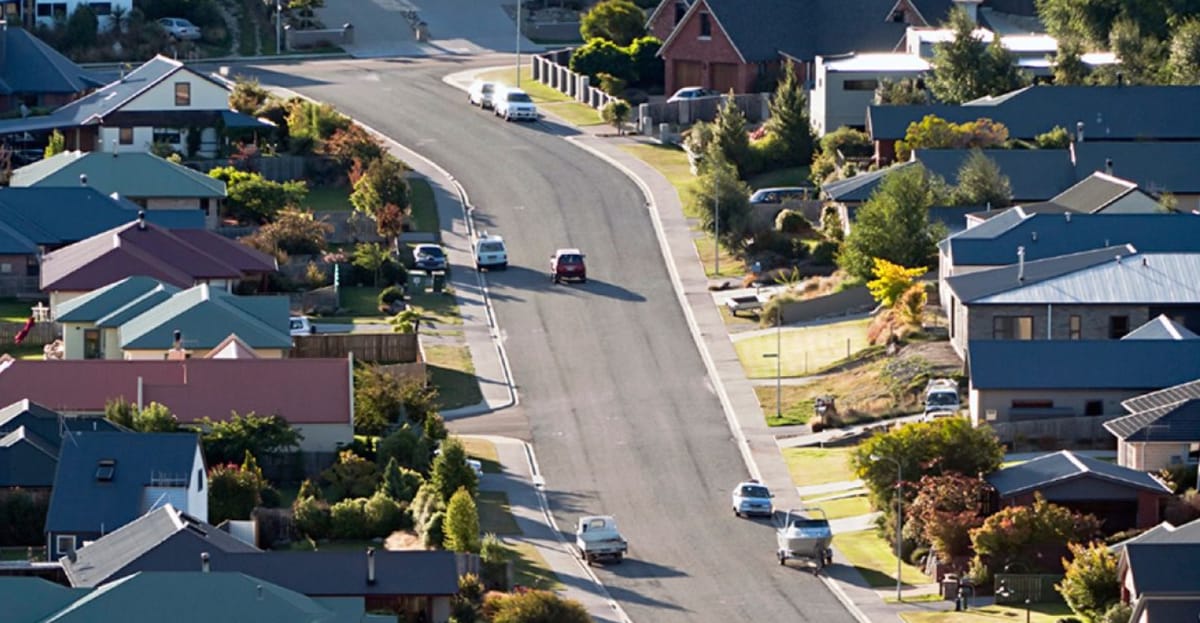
[1069,315,1081,340]
[89,2,111,15]
[83,329,101,360]
[118,127,133,145]
[843,79,879,91]
[674,1,686,24]
[26,256,37,277]
[55,535,76,557]
[174,82,191,106]
[1084,400,1103,416]
[152,128,182,145]
[0,263,10,274]
[200,198,210,215]
[197,469,204,491]
[37,2,67,17]
[992,316,1033,340]
[699,12,711,38]
[1012,399,1053,409]
[1109,315,1130,339]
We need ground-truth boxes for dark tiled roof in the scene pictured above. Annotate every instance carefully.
[45,431,201,534]
[943,212,1200,266]
[1124,378,1200,414]
[944,244,1130,302]
[64,504,259,587]
[913,149,1076,202]
[986,450,1171,497]
[1051,172,1140,213]
[968,340,1200,390]
[1105,399,1200,442]
[0,26,102,96]
[1123,543,1200,595]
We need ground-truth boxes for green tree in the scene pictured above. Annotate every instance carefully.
[354,364,404,436]
[322,124,385,170]
[1052,37,1090,85]
[874,77,930,105]
[951,150,1013,208]
[197,411,302,465]
[229,77,272,115]
[1035,125,1072,148]
[320,449,381,502]
[351,242,391,289]
[285,100,350,153]
[837,164,947,281]
[686,150,752,245]
[44,130,65,159]
[104,397,136,429]
[866,258,927,307]
[602,99,631,135]
[330,497,370,539]
[1057,541,1120,623]
[895,115,1009,161]
[627,36,664,86]
[484,590,591,623]
[1103,18,1166,85]
[365,490,407,536]
[444,486,481,553]
[579,0,646,46]
[1098,603,1132,623]
[349,155,411,238]
[765,62,815,167]
[292,494,331,540]
[1170,18,1200,84]
[712,93,752,177]
[133,401,180,432]
[65,4,98,50]
[380,457,424,503]
[568,38,635,83]
[208,167,308,224]
[240,208,331,259]
[207,452,268,525]
[904,473,988,561]
[377,424,433,475]
[430,438,478,504]
[971,493,1102,576]
[928,8,1028,103]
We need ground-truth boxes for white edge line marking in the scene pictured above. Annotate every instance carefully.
[565,136,872,623]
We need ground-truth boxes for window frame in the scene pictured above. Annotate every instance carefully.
[1069,315,1082,340]
[118,127,133,145]
[83,329,101,360]
[55,534,76,556]
[1109,315,1131,339]
[174,81,191,106]
[992,315,1034,340]
[698,12,711,38]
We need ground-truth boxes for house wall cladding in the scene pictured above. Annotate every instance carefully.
[970,388,1133,422]
[1120,439,1194,471]
[955,303,1153,353]
[985,412,1119,447]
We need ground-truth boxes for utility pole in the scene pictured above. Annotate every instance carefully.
[275,0,282,56]
[515,0,522,87]
[775,305,782,419]
[714,192,720,275]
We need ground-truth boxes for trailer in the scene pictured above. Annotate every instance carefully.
[776,507,834,574]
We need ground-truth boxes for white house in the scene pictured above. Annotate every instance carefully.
[32,0,131,30]
[810,53,929,136]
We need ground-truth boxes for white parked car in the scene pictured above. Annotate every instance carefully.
[474,232,508,270]
[666,86,721,103]
[158,17,202,41]
[731,480,774,517]
[289,316,314,337]
[493,87,539,122]
[467,459,484,479]
[468,80,497,109]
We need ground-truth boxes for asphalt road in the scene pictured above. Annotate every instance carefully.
[250,57,857,623]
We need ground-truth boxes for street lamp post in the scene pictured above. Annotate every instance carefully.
[275,0,282,56]
[714,193,720,275]
[761,306,782,420]
[870,453,903,602]
[515,0,522,87]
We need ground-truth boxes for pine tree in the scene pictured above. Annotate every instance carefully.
[443,487,481,553]
[765,62,815,166]
[713,92,752,177]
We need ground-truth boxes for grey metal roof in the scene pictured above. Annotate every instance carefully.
[971,252,1200,305]
[1104,399,1200,442]
[944,212,1200,267]
[45,431,200,534]
[985,450,1171,497]
[0,399,119,451]
[968,340,1200,390]
[822,162,912,202]
[914,149,1076,202]
[1124,378,1200,414]
[1110,518,1200,557]
[118,284,291,351]
[1122,543,1200,595]
[64,504,259,588]
[208,551,461,597]
[1123,315,1200,341]
[1050,172,1139,213]
[1074,142,1200,195]
[0,27,103,96]
[908,0,953,24]
[0,426,60,487]
[1134,597,1200,622]
[945,244,1131,303]
[11,152,227,199]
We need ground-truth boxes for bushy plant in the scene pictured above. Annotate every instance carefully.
[330,498,370,539]
[377,424,433,475]
[431,438,479,504]
[198,412,302,466]
[293,495,332,540]
[422,510,446,548]
[381,457,424,503]
[569,38,634,83]
[229,77,272,115]
[483,590,591,623]
[320,450,381,502]
[241,208,331,259]
[866,258,928,308]
[627,36,664,86]
[365,490,409,536]
[378,285,406,309]
[444,487,481,553]
[208,455,267,525]
[286,100,350,153]
[970,494,1102,576]
[579,0,646,46]
[810,240,839,266]
[209,167,308,224]
[905,473,988,561]
[1057,541,1120,623]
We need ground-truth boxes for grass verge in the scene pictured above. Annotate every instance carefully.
[781,446,857,487]
[833,530,930,588]
[507,539,562,591]
[460,437,502,473]
[542,101,605,126]
[424,345,483,411]
[900,603,1072,623]
[810,493,871,520]
[748,166,813,189]
[337,286,387,320]
[304,186,352,212]
[619,143,695,198]
[474,66,603,126]
[407,177,439,234]
[734,317,872,378]
[754,385,816,427]
[409,291,462,327]
[477,491,521,535]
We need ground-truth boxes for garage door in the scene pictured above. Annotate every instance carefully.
[710,63,739,93]
[674,61,703,88]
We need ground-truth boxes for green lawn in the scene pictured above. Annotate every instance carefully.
[0,299,35,323]
[809,492,871,520]
[304,186,353,212]
[900,603,1073,623]
[477,491,521,535]
[754,385,816,427]
[693,237,746,279]
[508,539,562,591]
[407,177,439,234]
[337,286,387,319]
[460,437,502,473]
[833,530,931,588]
[619,143,696,198]
[734,317,872,378]
[424,344,484,411]
[748,166,813,189]
[781,446,857,487]
[409,291,462,327]
[542,101,605,126]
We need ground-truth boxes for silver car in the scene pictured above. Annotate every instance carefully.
[468,80,496,109]
[732,480,774,517]
[158,17,202,41]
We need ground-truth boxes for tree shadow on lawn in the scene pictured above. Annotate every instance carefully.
[428,365,482,411]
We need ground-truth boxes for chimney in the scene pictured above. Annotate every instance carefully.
[1076,121,1084,143]
[201,552,210,573]
[256,585,263,601]
[1117,72,1124,87]
[0,21,7,69]
[1017,246,1025,282]
[1031,231,1038,242]
[367,547,376,585]
[79,173,87,186]
[1105,158,1113,176]
[137,210,146,230]
[1065,212,1071,223]
[1142,257,1149,267]
[1116,254,1123,264]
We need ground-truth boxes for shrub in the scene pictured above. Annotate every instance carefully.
[378,285,406,309]
[444,487,481,553]
[971,494,1102,577]
[596,72,626,96]
[209,167,308,224]
[354,365,404,436]
[909,545,930,566]
[568,38,634,83]
[381,457,424,503]
[293,495,332,540]
[774,209,809,234]
[483,590,591,623]
[430,438,479,504]
[240,208,331,259]
[330,498,370,539]
[377,424,433,475]
[1097,603,1131,623]
[411,482,444,530]
[207,456,267,525]
[810,240,839,266]
[320,450,381,502]
[1057,541,1119,623]
[627,36,664,86]
[480,533,514,589]
[867,258,928,308]
[365,490,409,536]
[422,510,446,548]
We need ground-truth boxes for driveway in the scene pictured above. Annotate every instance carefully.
[316,0,542,58]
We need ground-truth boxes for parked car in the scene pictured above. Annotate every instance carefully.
[468,80,497,109]
[666,86,721,103]
[412,243,448,271]
[467,459,484,479]
[549,248,586,283]
[749,186,815,205]
[493,87,539,122]
[731,480,774,517]
[576,515,627,565]
[474,232,508,270]
[158,17,202,41]
[289,316,314,337]
[923,378,961,419]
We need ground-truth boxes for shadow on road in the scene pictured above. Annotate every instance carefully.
[228,64,332,89]
[481,265,647,302]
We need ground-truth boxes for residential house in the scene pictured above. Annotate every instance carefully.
[0,22,102,113]
[985,450,1172,532]
[646,0,692,40]
[867,85,1200,164]
[0,188,203,296]
[44,431,206,560]
[0,357,355,451]
[1107,377,1200,472]
[0,399,119,489]
[10,151,227,229]
[943,245,1200,357]
[61,508,458,621]
[39,215,276,314]
[1110,516,1200,557]
[27,1,131,30]
[54,277,290,360]
[0,572,398,623]
[966,338,1200,436]
[1118,543,1200,622]
[810,53,930,135]
[0,55,271,156]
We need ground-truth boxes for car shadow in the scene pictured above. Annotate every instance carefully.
[480,265,648,302]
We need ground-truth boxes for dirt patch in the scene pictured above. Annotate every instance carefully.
[384,530,426,550]
[895,340,963,372]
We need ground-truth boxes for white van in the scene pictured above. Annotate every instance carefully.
[474,233,508,270]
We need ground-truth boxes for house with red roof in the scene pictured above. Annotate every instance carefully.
[39,213,276,315]
[0,357,354,451]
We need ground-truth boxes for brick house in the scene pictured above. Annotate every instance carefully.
[1107,378,1200,472]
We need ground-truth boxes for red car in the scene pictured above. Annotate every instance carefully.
[550,248,586,283]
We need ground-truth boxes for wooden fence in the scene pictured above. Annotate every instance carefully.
[290,332,418,363]
[0,321,57,347]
